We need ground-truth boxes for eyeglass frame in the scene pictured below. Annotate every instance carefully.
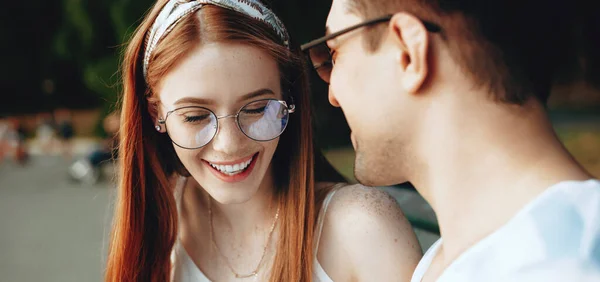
[158,98,296,150]
[300,14,441,78]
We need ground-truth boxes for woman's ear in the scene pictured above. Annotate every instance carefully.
[147,96,167,133]
[155,119,167,133]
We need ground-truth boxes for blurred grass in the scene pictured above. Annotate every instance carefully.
[324,127,600,181]
[557,127,600,178]
[323,147,357,183]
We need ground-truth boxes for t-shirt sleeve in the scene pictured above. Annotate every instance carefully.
[505,258,600,282]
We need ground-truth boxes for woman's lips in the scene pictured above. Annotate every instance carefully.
[203,153,259,183]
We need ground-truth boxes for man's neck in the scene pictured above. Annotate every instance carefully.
[412,98,592,268]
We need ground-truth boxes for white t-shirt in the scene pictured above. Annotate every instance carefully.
[411,179,600,282]
[171,178,340,282]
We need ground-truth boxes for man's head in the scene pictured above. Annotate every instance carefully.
[312,0,570,186]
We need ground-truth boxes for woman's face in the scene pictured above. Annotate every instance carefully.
[157,42,284,204]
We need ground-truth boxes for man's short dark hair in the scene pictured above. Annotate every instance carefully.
[347,0,575,105]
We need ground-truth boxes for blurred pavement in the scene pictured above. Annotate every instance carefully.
[0,149,438,282]
[0,156,113,282]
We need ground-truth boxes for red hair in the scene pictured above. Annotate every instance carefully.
[105,1,344,281]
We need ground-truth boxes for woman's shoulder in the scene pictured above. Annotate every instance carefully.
[316,182,409,221]
[315,183,422,281]
[321,183,414,230]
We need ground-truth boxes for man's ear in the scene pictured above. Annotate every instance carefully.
[388,12,430,94]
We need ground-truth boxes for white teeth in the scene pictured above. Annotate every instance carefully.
[209,156,254,175]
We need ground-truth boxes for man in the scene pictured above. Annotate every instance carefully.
[302,0,600,281]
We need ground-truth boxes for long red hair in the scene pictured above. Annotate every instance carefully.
[105,1,344,281]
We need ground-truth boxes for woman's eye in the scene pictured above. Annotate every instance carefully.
[243,107,267,115]
[183,114,210,123]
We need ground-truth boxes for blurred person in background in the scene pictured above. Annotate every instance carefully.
[0,116,8,161]
[302,0,600,281]
[36,112,57,155]
[104,0,422,281]
[54,108,74,160]
[68,111,120,184]
[3,118,28,165]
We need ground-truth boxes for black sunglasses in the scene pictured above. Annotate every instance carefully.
[301,14,441,83]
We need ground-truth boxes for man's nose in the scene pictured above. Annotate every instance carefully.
[328,88,340,107]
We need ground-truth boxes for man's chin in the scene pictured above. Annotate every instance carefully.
[353,160,388,187]
[354,150,405,187]
[354,171,400,187]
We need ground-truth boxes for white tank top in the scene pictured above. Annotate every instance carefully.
[171,177,341,282]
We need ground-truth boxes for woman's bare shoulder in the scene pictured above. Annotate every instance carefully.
[317,184,422,281]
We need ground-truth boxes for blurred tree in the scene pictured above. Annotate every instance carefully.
[0,0,350,144]
[0,1,63,114]
[580,1,600,89]
[0,0,154,115]
[50,0,154,112]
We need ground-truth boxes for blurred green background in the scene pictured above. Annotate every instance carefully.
[1,0,598,147]
[8,0,593,175]
[0,0,599,188]
[0,0,350,144]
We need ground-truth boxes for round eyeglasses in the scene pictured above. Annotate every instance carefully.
[159,99,296,149]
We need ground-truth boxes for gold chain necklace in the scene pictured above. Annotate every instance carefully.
[208,200,280,279]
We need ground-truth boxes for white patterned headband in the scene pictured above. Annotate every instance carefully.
[143,0,290,79]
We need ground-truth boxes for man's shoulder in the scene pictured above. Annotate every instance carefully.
[484,179,600,280]
[433,180,600,281]
[524,179,600,255]
[490,180,599,263]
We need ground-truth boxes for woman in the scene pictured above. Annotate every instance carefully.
[105,0,422,281]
